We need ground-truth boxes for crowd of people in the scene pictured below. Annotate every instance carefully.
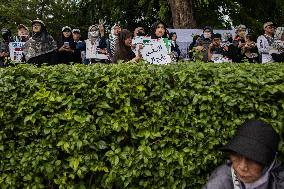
[0,19,284,66]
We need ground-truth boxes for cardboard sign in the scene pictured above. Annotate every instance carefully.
[132,36,148,56]
[9,42,25,62]
[141,40,171,65]
[85,39,109,60]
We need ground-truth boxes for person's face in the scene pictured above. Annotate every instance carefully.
[213,38,221,46]
[99,25,105,33]
[124,36,132,47]
[114,26,121,35]
[171,34,177,41]
[73,32,80,41]
[281,33,284,41]
[230,153,264,184]
[32,23,41,33]
[18,28,28,36]
[155,23,165,38]
[63,30,71,38]
[204,30,212,39]
[265,25,275,35]
[238,29,246,38]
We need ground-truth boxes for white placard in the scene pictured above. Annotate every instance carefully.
[85,39,109,60]
[9,42,25,62]
[141,41,171,65]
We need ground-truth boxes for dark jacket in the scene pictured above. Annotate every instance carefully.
[272,52,284,62]
[57,35,76,64]
[171,41,181,60]
[195,35,212,62]
[203,159,284,189]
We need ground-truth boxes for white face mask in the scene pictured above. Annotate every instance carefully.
[88,31,99,38]
[204,33,211,39]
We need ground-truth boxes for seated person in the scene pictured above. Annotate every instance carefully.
[112,29,142,63]
[203,120,284,189]
[208,33,232,63]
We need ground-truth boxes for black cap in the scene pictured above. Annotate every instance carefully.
[221,120,279,166]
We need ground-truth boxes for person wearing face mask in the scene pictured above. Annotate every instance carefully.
[112,29,142,63]
[87,23,109,64]
[0,28,13,67]
[232,25,247,62]
[134,27,146,37]
[58,26,76,64]
[270,27,284,62]
[23,19,57,65]
[108,23,121,58]
[203,120,284,189]
[195,26,213,62]
[257,22,275,63]
[150,21,167,39]
[13,24,29,42]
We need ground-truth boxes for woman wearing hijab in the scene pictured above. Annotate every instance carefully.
[13,24,29,42]
[58,26,76,64]
[23,19,57,65]
[203,120,284,189]
[112,29,141,63]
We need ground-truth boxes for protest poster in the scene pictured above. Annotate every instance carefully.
[141,40,172,65]
[85,39,109,60]
[132,36,148,56]
[9,42,25,62]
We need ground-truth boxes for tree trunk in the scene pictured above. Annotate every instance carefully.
[168,0,197,28]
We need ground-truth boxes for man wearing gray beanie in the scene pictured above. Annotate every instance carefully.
[203,120,284,189]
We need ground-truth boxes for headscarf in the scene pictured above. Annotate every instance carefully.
[59,26,74,47]
[23,19,57,62]
[88,25,99,40]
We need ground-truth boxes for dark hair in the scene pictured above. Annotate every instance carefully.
[203,26,213,33]
[246,34,254,41]
[1,28,12,41]
[31,22,49,42]
[113,29,134,62]
[151,21,167,39]
[212,33,222,39]
[169,32,177,40]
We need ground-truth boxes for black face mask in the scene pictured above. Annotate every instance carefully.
[137,31,146,37]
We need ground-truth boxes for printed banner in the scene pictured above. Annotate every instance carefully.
[85,39,109,60]
[9,42,25,62]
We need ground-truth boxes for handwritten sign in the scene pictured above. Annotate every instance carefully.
[9,42,25,62]
[211,54,232,63]
[132,36,147,56]
[141,41,171,65]
[85,39,109,60]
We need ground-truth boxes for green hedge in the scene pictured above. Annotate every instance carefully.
[0,62,284,189]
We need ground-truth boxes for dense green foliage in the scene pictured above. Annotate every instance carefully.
[0,62,284,188]
[0,0,284,39]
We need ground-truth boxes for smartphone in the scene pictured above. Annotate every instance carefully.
[64,42,70,47]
